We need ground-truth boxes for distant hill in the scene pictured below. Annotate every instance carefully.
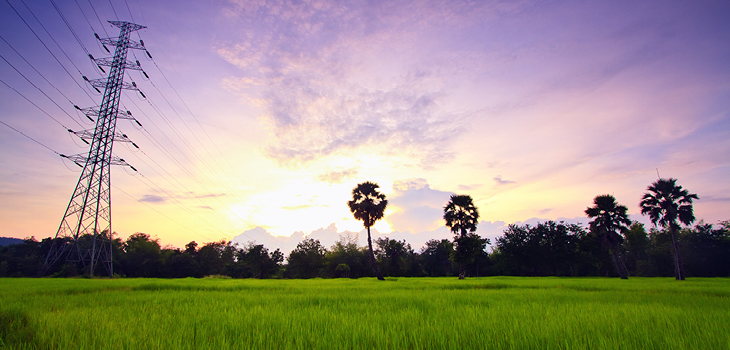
[0,237,24,247]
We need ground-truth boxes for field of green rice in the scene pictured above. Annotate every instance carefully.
[1,277,729,349]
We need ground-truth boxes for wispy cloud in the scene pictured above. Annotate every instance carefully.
[282,204,317,211]
[458,184,483,191]
[316,167,360,184]
[140,195,166,203]
[493,176,516,186]
[701,196,730,203]
[217,0,498,168]
[189,192,226,199]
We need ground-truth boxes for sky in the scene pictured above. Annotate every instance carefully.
[1,0,729,254]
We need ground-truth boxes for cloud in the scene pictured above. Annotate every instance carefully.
[216,0,490,168]
[493,176,516,185]
[386,178,453,233]
[257,82,464,168]
[700,196,730,203]
[316,167,359,184]
[231,223,359,255]
[140,195,165,203]
[282,204,316,211]
[458,184,483,191]
[190,193,226,199]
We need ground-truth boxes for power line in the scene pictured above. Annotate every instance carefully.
[48,0,90,55]
[84,0,109,37]
[0,35,81,108]
[112,184,219,243]
[10,0,85,75]
[0,121,224,244]
[0,77,69,129]
[71,0,96,34]
[0,120,61,155]
[4,0,97,101]
[122,0,136,23]
[0,53,82,128]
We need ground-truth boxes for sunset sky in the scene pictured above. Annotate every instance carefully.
[1,0,729,253]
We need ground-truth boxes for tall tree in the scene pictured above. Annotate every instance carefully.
[286,238,327,279]
[443,194,480,279]
[348,181,387,280]
[640,178,699,280]
[420,239,455,277]
[585,195,632,279]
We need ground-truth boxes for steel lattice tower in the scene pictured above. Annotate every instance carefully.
[42,21,146,276]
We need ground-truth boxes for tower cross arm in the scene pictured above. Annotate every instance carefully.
[98,38,146,50]
[87,78,140,91]
[92,58,143,71]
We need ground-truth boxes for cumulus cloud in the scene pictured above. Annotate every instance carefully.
[386,178,453,233]
[231,223,358,255]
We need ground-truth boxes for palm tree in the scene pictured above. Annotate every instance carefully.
[348,181,387,281]
[443,194,479,279]
[640,178,698,280]
[585,194,632,279]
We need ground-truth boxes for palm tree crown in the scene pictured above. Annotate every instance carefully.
[444,194,479,237]
[640,178,699,229]
[585,194,632,242]
[348,181,388,228]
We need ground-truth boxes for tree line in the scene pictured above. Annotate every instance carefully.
[1,219,728,278]
[1,177,728,278]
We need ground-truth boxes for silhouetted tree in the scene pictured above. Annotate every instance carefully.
[286,238,327,278]
[640,178,699,280]
[348,181,387,281]
[451,233,489,277]
[585,194,632,279]
[119,233,162,277]
[495,221,584,276]
[195,240,239,277]
[420,239,455,277]
[623,222,651,276]
[326,233,368,278]
[237,243,283,278]
[681,221,730,277]
[375,237,420,277]
[443,194,480,279]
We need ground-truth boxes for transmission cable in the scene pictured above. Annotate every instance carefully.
[84,0,109,37]
[0,69,77,129]
[0,120,61,156]
[48,0,90,55]
[4,0,97,101]
[0,35,86,111]
[112,184,220,242]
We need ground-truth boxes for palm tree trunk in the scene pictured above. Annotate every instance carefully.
[618,253,630,279]
[669,225,685,280]
[610,248,628,279]
[367,227,384,281]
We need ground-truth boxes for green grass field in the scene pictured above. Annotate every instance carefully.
[1,277,729,349]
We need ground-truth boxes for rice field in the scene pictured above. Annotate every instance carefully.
[1,277,729,349]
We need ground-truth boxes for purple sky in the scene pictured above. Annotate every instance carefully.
[1,0,729,252]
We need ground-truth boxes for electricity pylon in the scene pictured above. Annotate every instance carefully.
[42,21,146,277]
